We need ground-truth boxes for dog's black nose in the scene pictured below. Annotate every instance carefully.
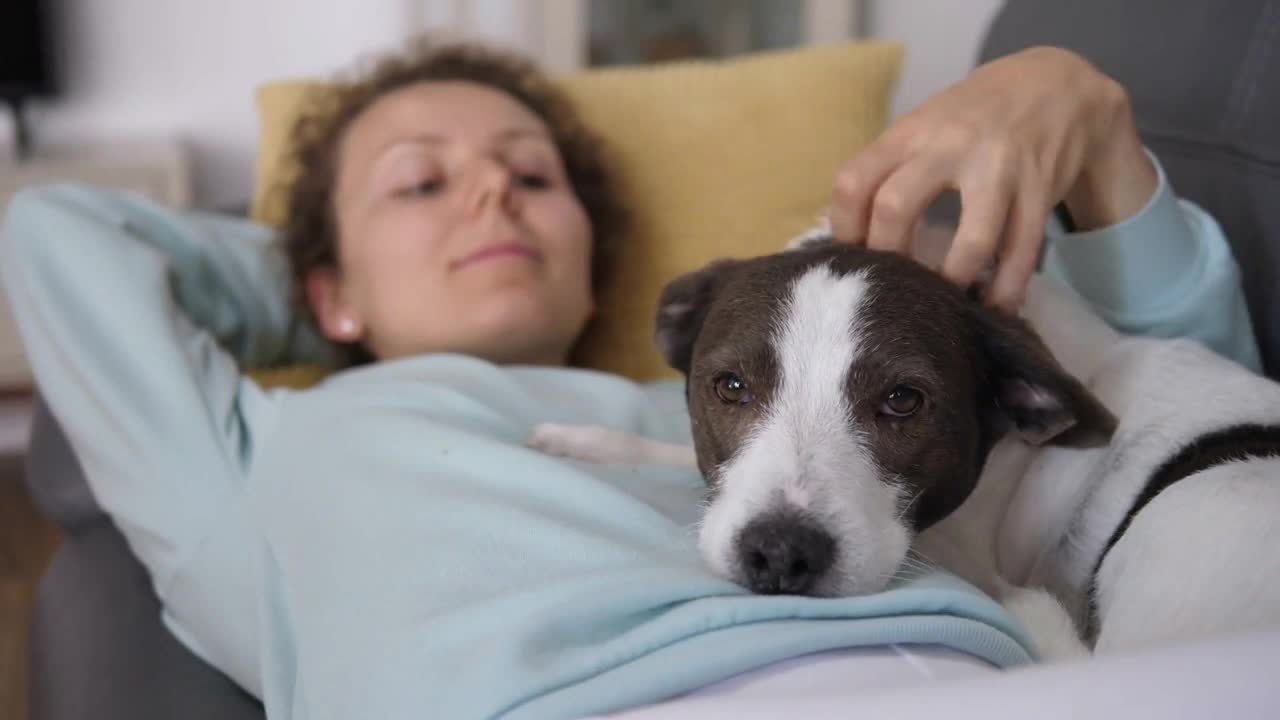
[736,512,835,595]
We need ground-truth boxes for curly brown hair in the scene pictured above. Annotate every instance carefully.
[274,39,625,366]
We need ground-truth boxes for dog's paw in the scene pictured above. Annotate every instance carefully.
[528,423,699,467]
[526,422,587,458]
[1000,585,1091,663]
[527,423,626,463]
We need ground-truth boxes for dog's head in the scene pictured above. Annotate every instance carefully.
[656,239,1115,597]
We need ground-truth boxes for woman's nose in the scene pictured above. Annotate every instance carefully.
[462,159,517,218]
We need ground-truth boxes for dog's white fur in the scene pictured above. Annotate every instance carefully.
[1003,320,1280,652]
[1094,457,1280,652]
[530,221,1280,661]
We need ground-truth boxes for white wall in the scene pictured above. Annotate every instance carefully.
[866,0,1005,117]
[1,0,1006,210]
[4,0,439,210]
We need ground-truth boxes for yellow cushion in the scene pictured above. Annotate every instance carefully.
[245,365,329,391]
[251,42,902,381]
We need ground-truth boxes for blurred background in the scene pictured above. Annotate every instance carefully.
[0,0,1003,213]
[0,0,1002,410]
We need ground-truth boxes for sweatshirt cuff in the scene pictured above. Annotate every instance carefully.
[1043,148,1206,320]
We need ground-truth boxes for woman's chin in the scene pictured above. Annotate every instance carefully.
[462,295,583,365]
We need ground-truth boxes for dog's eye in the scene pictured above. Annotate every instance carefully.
[881,386,923,417]
[714,373,751,405]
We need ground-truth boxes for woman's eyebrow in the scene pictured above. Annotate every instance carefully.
[376,127,552,157]
[494,127,552,144]
[371,133,447,160]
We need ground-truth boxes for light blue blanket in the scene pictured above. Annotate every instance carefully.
[247,358,1034,719]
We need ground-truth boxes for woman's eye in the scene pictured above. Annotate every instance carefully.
[713,373,752,406]
[399,178,443,197]
[880,386,924,418]
[516,173,550,190]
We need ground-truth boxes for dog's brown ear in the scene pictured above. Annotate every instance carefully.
[969,304,1117,447]
[654,260,737,375]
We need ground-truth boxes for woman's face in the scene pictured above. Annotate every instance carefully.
[308,81,595,366]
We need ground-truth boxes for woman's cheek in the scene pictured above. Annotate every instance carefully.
[556,195,593,253]
[381,210,448,262]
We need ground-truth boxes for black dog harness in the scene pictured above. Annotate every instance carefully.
[1087,423,1280,633]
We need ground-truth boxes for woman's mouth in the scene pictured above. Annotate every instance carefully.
[451,243,542,270]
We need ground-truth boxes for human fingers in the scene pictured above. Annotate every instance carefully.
[829,140,904,244]
[985,187,1050,312]
[941,168,1016,288]
[865,156,953,255]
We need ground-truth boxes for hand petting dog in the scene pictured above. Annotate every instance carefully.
[828,46,1157,313]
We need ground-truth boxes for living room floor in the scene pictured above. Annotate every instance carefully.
[1,455,60,720]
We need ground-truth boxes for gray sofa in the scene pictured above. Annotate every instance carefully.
[22,2,1280,718]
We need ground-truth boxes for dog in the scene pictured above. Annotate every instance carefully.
[530,231,1280,659]
[532,233,1113,658]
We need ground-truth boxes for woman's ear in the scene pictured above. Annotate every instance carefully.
[305,267,365,343]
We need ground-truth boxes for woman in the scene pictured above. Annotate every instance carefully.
[2,41,1260,719]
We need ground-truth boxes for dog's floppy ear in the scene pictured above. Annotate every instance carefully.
[654,260,737,375]
[969,304,1117,447]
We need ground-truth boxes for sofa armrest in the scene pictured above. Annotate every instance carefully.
[23,394,105,533]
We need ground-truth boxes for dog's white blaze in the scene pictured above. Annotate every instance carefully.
[698,264,911,596]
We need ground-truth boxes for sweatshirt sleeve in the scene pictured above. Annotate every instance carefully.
[0,183,335,594]
[1042,150,1263,373]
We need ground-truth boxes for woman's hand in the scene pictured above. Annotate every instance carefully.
[829,46,1157,311]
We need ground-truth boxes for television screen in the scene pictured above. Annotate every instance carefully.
[0,0,58,101]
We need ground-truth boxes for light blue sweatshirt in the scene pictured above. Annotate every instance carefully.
[0,150,1261,720]
[1042,150,1262,374]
